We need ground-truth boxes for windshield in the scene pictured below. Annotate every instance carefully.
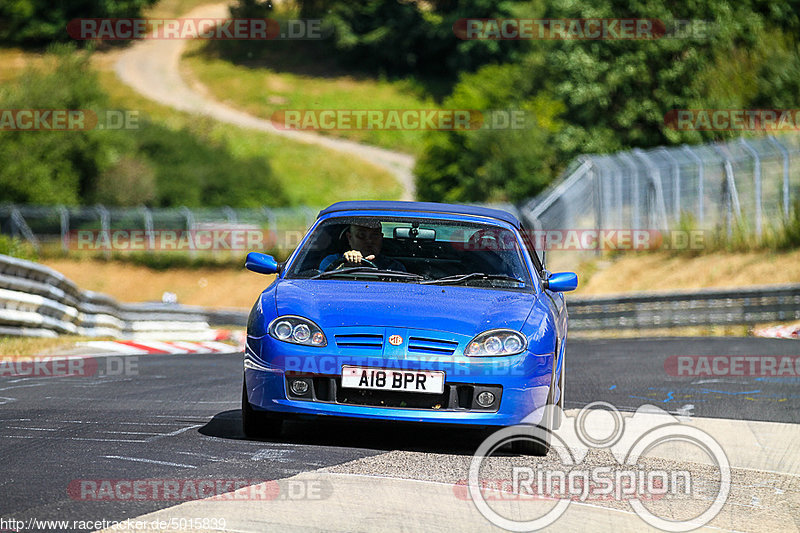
[285,216,534,291]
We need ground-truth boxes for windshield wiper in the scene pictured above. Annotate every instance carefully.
[421,272,525,286]
[311,267,425,281]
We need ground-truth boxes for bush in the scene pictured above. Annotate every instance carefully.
[0,0,158,46]
[0,44,288,208]
[0,235,38,261]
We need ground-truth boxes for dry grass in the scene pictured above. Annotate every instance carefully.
[549,249,800,296]
[42,258,274,308]
[39,247,800,311]
[0,336,101,357]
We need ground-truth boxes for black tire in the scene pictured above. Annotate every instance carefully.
[509,361,560,456]
[242,378,283,439]
[510,424,551,456]
[552,363,565,430]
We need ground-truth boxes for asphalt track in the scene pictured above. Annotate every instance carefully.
[0,337,797,531]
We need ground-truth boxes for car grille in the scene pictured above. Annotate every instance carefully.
[407,336,459,356]
[334,333,384,349]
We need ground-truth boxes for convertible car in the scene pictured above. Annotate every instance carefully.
[242,201,577,454]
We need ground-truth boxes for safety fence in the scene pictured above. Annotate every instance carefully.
[520,135,800,249]
[0,203,521,257]
[4,251,796,338]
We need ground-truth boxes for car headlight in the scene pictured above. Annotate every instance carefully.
[268,316,327,347]
[466,329,526,356]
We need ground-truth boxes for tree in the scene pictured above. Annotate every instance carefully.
[0,0,158,46]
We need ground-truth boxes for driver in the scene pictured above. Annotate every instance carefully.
[320,221,406,271]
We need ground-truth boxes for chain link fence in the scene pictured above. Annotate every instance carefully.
[0,203,521,259]
[3,134,798,261]
[520,134,800,258]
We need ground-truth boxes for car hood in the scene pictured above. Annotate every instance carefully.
[274,279,536,335]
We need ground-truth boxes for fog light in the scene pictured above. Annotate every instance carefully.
[476,391,495,407]
[290,379,309,395]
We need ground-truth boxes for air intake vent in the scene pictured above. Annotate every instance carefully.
[335,334,383,349]
[407,336,459,356]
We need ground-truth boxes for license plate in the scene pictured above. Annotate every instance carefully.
[341,366,445,394]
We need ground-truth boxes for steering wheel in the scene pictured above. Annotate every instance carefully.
[324,256,379,271]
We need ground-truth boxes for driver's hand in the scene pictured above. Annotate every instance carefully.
[343,250,375,264]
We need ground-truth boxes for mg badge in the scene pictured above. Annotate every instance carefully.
[388,335,403,346]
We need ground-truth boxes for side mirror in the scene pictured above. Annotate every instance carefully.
[245,252,278,275]
[544,271,578,292]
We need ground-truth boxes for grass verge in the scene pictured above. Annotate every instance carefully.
[183,41,435,155]
[1,45,402,206]
[95,66,403,205]
[0,336,103,357]
[41,258,274,308]
[558,248,800,296]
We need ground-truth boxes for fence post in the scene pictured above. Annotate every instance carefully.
[618,153,641,229]
[739,139,762,240]
[179,206,196,259]
[682,145,705,226]
[222,206,237,258]
[768,135,791,219]
[658,147,681,223]
[632,149,670,230]
[9,207,41,252]
[591,163,603,255]
[95,205,111,259]
[140,206,154,253]
[57,206,69,254]
[604,156,625,229]
[302,206,316,232]
[713,144,742,239]
[223,206,237,224]
[262,207,277,252]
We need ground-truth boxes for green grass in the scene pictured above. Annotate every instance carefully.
[96,67,403,205]
[1,46,402,206]
[183,42,437,156]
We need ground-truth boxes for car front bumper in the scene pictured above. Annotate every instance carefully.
[244,336,555,427]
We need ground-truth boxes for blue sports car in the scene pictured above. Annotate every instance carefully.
[242,201,577,454]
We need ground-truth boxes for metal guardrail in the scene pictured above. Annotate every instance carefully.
[569,284,800,331]
[0,254,244,339]
[4,252,798,338]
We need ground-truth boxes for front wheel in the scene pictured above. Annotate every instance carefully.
[242,377,283,439]
[510,424,551,456]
